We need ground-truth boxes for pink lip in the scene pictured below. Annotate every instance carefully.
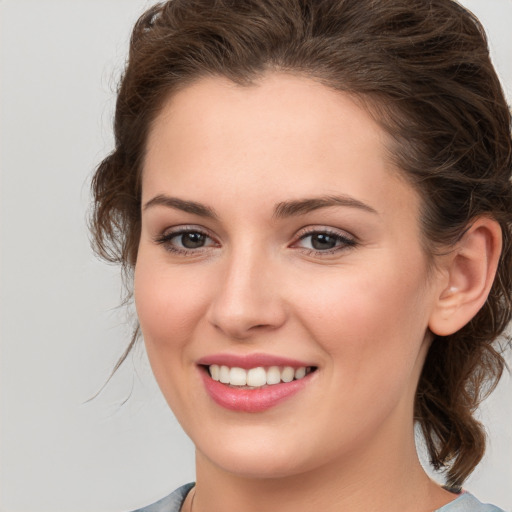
[197,354,317,413]
[201,372,311,412]
[196,353,312,369]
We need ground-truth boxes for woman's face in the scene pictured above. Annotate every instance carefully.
[135,73,443,478]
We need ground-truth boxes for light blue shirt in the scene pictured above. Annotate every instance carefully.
[132,483,506,512]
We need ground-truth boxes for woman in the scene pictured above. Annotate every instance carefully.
[91,0,512,511]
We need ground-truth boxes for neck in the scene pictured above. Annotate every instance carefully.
[191,422,455,512]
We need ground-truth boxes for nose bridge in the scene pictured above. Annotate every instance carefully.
[208,240,285,338]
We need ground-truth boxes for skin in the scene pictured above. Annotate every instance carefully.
[135,73,461,512]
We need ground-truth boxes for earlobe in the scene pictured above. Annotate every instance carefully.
[428,217,502,337]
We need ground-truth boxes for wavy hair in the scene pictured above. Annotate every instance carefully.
[91,0,512,488]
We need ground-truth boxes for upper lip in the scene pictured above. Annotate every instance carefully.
[196,353,315,369]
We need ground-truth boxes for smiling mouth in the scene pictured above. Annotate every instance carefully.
[205,364,317,389]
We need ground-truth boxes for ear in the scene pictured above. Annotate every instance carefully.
[428,217,502,337]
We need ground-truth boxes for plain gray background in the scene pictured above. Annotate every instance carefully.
[0,1,511,511]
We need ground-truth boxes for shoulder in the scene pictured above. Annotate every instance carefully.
[131,483,195,512]
[130,487,505,512]
[436,492,506,512]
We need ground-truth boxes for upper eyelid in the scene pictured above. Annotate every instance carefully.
[294,225,357,240]
[153,225,357,248]
[290,227,358,253]
[153,227,219,256]
[154,225,219,247]
[159,225,214,237]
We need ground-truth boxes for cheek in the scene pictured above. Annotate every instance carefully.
[134,255,210,356]
[295,267,432,438]
[133,255,215,416]
[291,257,431,376]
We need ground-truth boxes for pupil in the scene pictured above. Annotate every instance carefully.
[182,232,206,249]
[312,233,336,250]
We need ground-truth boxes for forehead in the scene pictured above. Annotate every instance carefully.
[150,73,379,139]
[143,73,418,222]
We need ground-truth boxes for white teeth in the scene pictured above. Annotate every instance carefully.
[229,367,247,386]
[208,364,312,388]
[266,366,281,385]
[247,367,267,387]
[210,364,220,381]
[294,367,306,379]
[281,366,295,383]
[219,365,230,384]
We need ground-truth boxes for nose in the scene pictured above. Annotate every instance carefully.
[206,246,287,340]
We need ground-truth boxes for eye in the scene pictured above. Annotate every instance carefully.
[154,227,218,254]
[176,231,208,249]
[293,228,357,254]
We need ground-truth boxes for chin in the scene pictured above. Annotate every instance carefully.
[192,426,330,480]
[203,448,311,480]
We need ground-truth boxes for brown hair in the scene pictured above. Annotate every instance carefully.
[91,0,512,489]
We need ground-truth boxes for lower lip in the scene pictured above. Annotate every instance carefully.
[200,369,312,413]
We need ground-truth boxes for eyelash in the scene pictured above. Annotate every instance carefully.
[154,226,218,255]
[292,228,357,255]
[153,226,357,256]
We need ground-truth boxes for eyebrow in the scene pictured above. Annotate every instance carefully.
[143,194,219,219]
[143,193,377,219]
[273,195,378,218]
